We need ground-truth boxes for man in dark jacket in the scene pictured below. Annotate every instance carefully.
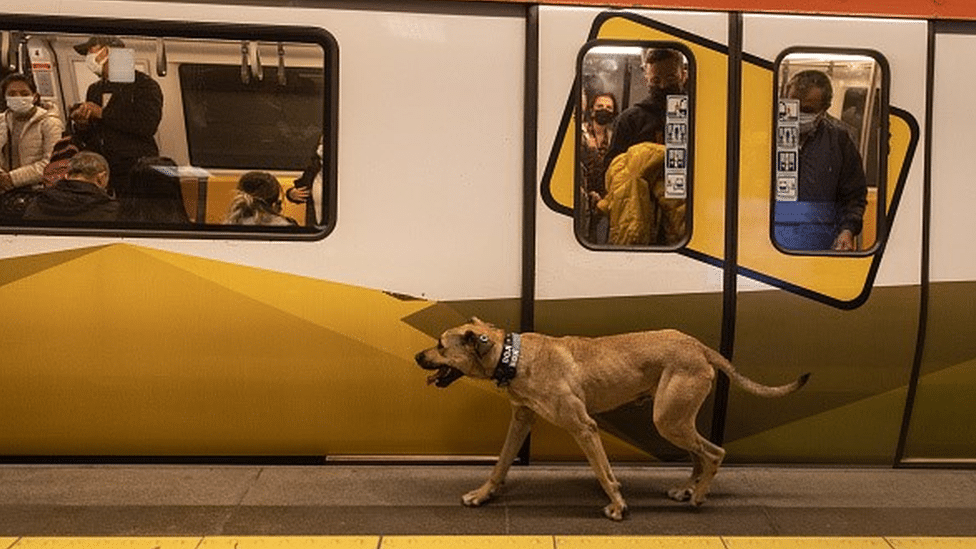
[773,70,867,251]
[69,35,163,195]
[605,48,688,166]
[24,151,118,222]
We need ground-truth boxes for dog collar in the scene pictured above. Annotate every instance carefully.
[492,332,521,388]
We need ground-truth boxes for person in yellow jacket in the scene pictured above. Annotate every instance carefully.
[597,141,687,247]
[597,142,664,245]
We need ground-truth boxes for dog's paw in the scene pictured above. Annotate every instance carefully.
[690,491,709,507]
[602,502,628,521]
[667,486,694,502]
[461,486,494,507]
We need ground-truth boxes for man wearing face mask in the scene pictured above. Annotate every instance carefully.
[775,70,867,252]
[599,48,687,246]
[605,48,686,166]
[23,151,118,222]
[69,35,163,196]
[1,73,64,198]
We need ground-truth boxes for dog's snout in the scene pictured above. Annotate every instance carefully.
[415,349,436,369]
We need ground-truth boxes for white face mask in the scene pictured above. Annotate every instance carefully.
[798,111,822,135]
[86,51,106,76]
[5,95,35,114]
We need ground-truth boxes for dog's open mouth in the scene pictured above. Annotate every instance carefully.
[427,365,464,388]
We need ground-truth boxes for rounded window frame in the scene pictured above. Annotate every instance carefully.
[573,39,697,253]
[769,46,890,257]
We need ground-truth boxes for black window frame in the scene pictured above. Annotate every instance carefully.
[769,46,890,257]
[573,39,696,252]
[0,14,338,241]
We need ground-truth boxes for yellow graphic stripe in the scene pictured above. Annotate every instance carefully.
[117,246,656,459]
[120,245,653,460]
[0,244,646,459]
[3,538,976,549]
[131,245,432,361]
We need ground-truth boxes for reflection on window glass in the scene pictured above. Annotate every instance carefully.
[576,43,692,249]
[180,64,323,170]
[0,27,333,236]
[773,51,885,253]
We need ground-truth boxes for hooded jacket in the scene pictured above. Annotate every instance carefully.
[598,142,667,246]
[23,179,118,222]
[0,103,65,187]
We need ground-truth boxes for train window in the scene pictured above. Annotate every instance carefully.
[0,22,336,239]
[180,63,323,171]
[772,50,888,254]
[575,41,694,250]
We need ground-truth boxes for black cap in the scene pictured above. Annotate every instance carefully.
[73,35,126,55]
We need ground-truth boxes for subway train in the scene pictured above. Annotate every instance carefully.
[0,0,973,467]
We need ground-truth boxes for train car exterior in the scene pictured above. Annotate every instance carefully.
[0,0,973,467]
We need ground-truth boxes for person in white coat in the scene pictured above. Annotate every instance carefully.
[1,73,64,193]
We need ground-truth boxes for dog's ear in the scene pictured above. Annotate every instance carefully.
[469,317,486,326]
[464,330,494,358]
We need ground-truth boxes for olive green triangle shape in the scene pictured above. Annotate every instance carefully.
[0,245,108,288]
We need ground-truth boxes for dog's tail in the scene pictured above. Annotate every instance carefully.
[702,345,810,398]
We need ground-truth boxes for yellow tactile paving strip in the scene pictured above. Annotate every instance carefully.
[2,538,976,549]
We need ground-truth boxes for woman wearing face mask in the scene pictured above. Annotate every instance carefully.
[580,92,617,244]
[0,73,65,198]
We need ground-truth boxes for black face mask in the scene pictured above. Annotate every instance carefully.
[592,109,616,126]
[649,84,683,109]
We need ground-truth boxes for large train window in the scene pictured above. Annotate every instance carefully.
[575,41,694,250]
[772,49,888,254]
[0,20,336,239]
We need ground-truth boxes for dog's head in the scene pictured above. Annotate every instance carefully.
[414,317,499,388]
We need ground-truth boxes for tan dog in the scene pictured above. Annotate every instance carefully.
[415,318,809,521]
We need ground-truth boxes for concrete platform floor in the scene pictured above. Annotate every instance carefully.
[0,464,975,537]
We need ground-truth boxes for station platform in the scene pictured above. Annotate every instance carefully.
[1,463,975,547]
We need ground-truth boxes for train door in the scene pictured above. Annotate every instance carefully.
[536,7,731,461]
[726,15,926,463]
[899,22,976,464]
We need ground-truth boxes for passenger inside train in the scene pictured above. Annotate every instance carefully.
[118,156,192,224]
[224,170,297,226]
[0,72,64,219]
[773,52,885,253]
